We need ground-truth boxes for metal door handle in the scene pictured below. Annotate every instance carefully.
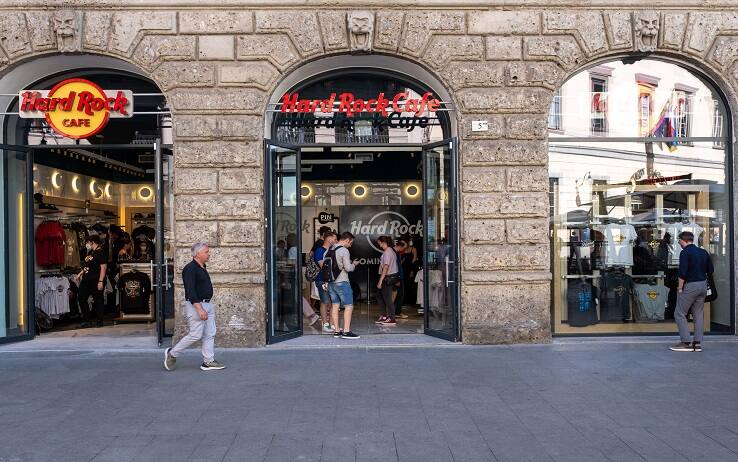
[164,261,171,290]
[445,257,455,287]
[150,260,157,289]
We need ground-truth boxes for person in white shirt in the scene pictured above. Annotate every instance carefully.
[328,232,361,339]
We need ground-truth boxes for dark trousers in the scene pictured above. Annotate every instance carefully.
[78,279,104,323]
[377,275,398,319]
[394,280,404,316]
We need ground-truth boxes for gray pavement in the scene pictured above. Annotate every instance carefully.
[2,340,738,461]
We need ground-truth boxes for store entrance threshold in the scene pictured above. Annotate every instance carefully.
[0,323,159,353]
[268,333,460,349]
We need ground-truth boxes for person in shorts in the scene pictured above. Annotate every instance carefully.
[329,232,360,339]
[314,230,336,333]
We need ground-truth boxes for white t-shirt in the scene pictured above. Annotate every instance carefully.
[415,271,424,307]
[35,276,70,318]
[663,222,704,265]
[603,224,638,267]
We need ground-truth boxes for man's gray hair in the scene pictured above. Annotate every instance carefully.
[191,241,209,257]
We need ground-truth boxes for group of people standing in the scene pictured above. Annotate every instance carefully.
[307,226,421,336]
[310,228,361,339]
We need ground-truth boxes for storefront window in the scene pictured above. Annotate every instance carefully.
[0,149,29,341]
[549,59,732,334]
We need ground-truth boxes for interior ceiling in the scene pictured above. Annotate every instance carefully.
[301,149,422,182]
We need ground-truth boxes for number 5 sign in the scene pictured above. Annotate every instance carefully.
[471,120,489,132]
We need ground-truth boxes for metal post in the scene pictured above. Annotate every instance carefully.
[154,138,165,346]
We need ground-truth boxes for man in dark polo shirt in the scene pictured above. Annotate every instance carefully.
[670,231,714,352]
[164,242,225,371]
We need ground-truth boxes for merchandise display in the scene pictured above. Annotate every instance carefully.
[118,267,153,316]
[603,223,637,267]
[31,176,157,330]
[632,283,669,321]
[566,279,599,327]
[34,275,71,318]
[552,182,719,332]
[599,270,633,322]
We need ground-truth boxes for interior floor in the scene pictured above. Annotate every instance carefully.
[304,303,424,335]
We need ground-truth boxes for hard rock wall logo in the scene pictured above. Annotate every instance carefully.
[349,210,423,253]
[19,78,133,139]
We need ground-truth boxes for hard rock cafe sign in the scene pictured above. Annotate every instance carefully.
[279,91,443,132]
[19,78,133,139]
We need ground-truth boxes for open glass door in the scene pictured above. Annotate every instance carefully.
[265,141,302,343]
[0,145,33,344]
[423,138,460,341]
[155,140,175,346]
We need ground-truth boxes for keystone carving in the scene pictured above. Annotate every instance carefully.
[634,11,659,52]
[53,10,82,52]
[348,11,374,53]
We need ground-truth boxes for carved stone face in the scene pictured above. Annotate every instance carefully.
[635,12,659,52]
[350,15,372,35]
[53,11,77,37]
[53,11,80,52]
[348,11,374,53]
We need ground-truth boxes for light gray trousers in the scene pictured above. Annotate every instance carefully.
[674,280,707,343]
[170,301,216,362]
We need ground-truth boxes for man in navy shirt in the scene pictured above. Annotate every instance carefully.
[670,231,714,352]
[314,230,336,333]
[164,242,225,371]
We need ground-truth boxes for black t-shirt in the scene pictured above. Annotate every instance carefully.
[567,279,599,327]
[81,248,106,283]
[599,271,632,321]
[118,271,152,313]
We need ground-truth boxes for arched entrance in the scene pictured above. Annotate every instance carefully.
[263,55,460,343]
[0,54,174,346]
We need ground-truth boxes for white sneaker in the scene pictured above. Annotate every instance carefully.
[322,323,334,333]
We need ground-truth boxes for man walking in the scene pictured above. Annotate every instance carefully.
[329,232,360,339]
[670,231,714,352]
[164,242,226,371]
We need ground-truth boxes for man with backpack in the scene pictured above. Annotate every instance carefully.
[311,230,336,333]
[322,232,361,339]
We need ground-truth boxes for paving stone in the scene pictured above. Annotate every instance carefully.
[1,343,738,461]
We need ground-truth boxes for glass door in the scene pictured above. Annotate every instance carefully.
[422,138,459,341]
[265,141,302,343]
[0,145,33,344]
[154,140,175,346]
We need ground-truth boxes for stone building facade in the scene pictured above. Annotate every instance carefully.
[1,1,736,346]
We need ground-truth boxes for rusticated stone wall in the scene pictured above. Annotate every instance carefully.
[1,3,736,345]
